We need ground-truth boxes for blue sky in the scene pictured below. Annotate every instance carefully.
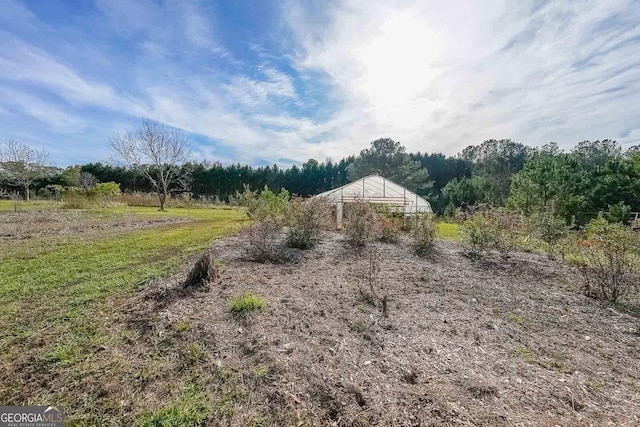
[0,0,639,167]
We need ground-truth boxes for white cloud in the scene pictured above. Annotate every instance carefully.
[223,67,297,108]
[284,0,640,156]
[1,0,639,166]
[0,86,85,130]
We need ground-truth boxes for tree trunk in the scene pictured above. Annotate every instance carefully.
[25,185,30,202]
[159,192,166,211]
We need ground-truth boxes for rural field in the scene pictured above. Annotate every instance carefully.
[1,201,638,426]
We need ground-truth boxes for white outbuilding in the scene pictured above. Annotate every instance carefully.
[314,174,432,228]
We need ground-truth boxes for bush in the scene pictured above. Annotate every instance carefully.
[95,181,121,197]
[230,292,265,314]
[486,209,525,257]
[240,219,288,263]
[460,212,492,256]
[231,185,289,221]
[379,216,402,243]
[529,210,570,259]
[344,200,378,247]
[412,214,437,256]
[286,197,331,249]
[607,201,631,225]
[461,208,524,258]
[576,216,640,302]
[184,250,220,290]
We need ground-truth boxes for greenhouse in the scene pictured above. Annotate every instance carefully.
[314,174,432,228]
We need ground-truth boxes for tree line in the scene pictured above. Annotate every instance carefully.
[2,126,639,223]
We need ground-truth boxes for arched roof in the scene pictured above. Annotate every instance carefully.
[314,174,432,214]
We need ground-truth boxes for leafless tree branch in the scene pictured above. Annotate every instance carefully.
[0,140,50,201]
[109,119,191,210]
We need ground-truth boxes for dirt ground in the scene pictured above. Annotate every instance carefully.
[128,231,640,426]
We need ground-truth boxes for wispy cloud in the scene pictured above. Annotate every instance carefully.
[285,0,640,155]
[0,0,639,166]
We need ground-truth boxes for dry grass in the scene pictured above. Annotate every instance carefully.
[2,203,637,425]
[0,208,184,241]
[118,232,639,426]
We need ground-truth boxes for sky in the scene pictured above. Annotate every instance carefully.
[0,0,639,167]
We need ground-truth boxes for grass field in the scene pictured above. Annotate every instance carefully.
[0,203,247,424]
[436,220,461,240]
[0,201,465,424]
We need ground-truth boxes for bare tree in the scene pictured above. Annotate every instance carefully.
[0,140,50,201]
[109,119,190,210]
[78,172,97,192]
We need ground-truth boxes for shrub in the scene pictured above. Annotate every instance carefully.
[461,208,524,258]
[379,216,401,243]
[231,185,289,221]
[230,292,265,314]
[95,181,121,197]
[576,216,640,303]
[240,219,287,263]
[184,250,220,290]
[286,197,331,249]
[529,210,570,259]
[485,209,525,257]
[344,200,378,247]
[606,201,631,224]
[460,212,492,256]
[61,194,93,209]
[412,214,437,256]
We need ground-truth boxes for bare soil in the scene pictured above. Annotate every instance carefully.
[127,232,640,426]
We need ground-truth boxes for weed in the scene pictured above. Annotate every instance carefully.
[586,379,605,392]
[230,293,266,314]
[185,342,204,362]
[253,365,269,378]
[507,313,526,325]
[172,321,192,333]
[214,389,246,419]
[514,346,537,364]
[412,214,437,256]
[249,416,266,427]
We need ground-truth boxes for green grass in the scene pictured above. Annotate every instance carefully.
[507,313,526,325]
[136,377,211,427]
[229,292,266,314]
[0,204,246,420]
[0,199,60,212]
[436,221,461,240]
